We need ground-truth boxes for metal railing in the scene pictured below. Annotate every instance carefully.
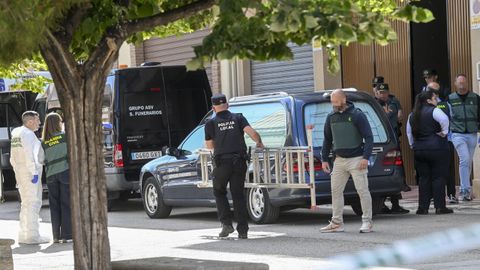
[198,127,319,208]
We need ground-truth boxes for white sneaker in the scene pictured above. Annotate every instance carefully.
[359,221,373,233]
[320,221,345,233]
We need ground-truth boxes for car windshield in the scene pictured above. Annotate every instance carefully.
[230,102,287,148]
[180,125,205,153]
[304,101,388,147]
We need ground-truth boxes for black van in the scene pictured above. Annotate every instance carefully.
[36,65,212,207]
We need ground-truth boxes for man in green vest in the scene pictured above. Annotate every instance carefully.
[320,89,374,233]
[448,74,480,201]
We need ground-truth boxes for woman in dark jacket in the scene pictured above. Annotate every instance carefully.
[406,90,453,215]
[42,113,72,243]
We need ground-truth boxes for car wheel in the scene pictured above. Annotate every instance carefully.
[142,176,172,219]
[350,197,385,216]
[247,188,280,224]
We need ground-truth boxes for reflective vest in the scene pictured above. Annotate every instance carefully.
[449,92,479,133]
[42,132,69,179]
[330,109,363,151]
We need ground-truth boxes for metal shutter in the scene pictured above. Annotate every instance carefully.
[143,29,212,85]
[251,44,314,95]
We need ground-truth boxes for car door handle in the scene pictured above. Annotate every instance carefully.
[189,161,197,166]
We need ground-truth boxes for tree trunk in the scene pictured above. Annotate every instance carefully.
[62,78,111,270]
[40,28,120,269]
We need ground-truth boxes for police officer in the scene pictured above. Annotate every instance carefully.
[406,91,453,214]
[372,77,412,194]
[374,83,409,214]
[205,93,264,239]
[422,69,450,101]
[372,76,384,97]
[448,74,480,201]
[375,83,403,138]
[372,77,406,146]
[427,82,457,204]
[320,89,374,233]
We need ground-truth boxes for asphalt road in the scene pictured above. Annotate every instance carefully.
[1,191,480,270]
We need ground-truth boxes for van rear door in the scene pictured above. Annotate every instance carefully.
[117,67,169,175]
[117,66,212,179]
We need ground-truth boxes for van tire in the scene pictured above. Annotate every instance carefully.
[142,176,172,219]
[247,188,280,224]
[350,197,385,216]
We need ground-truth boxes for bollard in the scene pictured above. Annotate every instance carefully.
[0,239,15,270]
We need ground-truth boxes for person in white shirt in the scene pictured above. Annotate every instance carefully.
[10,111,49,244]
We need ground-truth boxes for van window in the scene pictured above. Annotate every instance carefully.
[304,102,388,147]
[0,93,25,128]
[180,126,205,152]
[230,102,287,148]
[0,103,22,128]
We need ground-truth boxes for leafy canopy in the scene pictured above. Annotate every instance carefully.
[0,0,433,89]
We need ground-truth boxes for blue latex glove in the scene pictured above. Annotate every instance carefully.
[31,175,39,184]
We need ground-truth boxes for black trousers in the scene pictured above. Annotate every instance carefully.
[213,158,248,234]
[446,142,456,197]
[414,149,449,210]
[47,170,72,240]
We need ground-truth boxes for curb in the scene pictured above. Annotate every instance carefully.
[0,239,15,270]
[112,257,269,270]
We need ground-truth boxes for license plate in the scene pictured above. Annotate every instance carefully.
[131,151,162,160]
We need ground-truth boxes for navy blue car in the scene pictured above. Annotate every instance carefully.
[140,90,405,224]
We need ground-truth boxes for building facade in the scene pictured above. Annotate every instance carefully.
[120,0,479,186]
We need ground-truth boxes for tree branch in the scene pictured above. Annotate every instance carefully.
[64,4,93,45]
[83,33,124,79]
[39,29,80,94]
[123,0,216,37]
[52,4,93,48]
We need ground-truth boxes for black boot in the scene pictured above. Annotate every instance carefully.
[416,208,428,215]
[435,208,454,214]
[238,232,248,239]
[390,206,410,214]
[219,224,234,237]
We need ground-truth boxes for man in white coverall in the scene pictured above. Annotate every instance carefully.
[10,111,49,244]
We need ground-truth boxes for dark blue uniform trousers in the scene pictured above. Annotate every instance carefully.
[414,149,449,210]
[213,158,249,234]
[47,170,72,240]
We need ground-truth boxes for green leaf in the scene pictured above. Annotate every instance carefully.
[186,58,203,71]
[137,3,155,17]
[304,15,318,29]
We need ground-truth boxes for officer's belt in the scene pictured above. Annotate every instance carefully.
[215,153,242,159]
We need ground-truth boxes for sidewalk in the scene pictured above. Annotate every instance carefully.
[1,187,478,270]
[399,186,480,211]
[0,219,341,270]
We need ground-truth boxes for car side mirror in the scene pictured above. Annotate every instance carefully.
[166,147,184,158]
[166,147,176,157]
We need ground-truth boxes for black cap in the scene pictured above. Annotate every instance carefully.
[376,83,389,92]
[211,93,227,106]
[423,69,438,78]
[372,76,384,87]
